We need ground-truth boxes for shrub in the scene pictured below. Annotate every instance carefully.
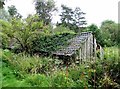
[53,26,75,34]
[51,71,75,87]
[25,74,51,87]
[31,33,76,54]
[104,47,119,60]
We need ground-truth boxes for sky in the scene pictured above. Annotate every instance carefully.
[4,0,119,27]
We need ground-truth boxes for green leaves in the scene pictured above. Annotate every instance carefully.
[32,33,76,53]
[35,0,57,25]
[100,20,118,46]
[25,74,51,87]
[58,5,86,32]
[1,15,45,53]
[1,46,120,87]
[8,5,22,18]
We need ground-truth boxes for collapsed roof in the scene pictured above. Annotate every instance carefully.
[52,32,92,56]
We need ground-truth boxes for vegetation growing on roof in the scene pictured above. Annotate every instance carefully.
[31,33,76,55]
[1,0,120,88]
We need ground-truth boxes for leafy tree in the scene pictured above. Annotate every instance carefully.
[59,5,73,25]
[117,24,120,45]
[34,0,57,25]
[1,14,44,53]
[100,20,118,46]
[88,20,118,47]
[8,5,17,17]
[88,24,98,35]
[58,5,86,33]
[8,5,22,18]
[0,8,10,21]
[73,7,86,28]
[11,15,44,53]
[0,19,12,49]
[88,24,103,46]
[0,0,5,8]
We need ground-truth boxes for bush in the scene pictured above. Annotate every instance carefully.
[104,47,119,60]
[25,74,51,87]
[51,71,75,87]
[31,33,76,54]
[1,47,120,88]
[53,26,75,34]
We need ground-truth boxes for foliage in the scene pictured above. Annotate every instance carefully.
[51,71,75,87]
[0,8,10,21]
[1,0,119,88]
[25,74,51,87]
[117,24,120,44]
[88,24,98,35]
[0,0,5,8]
[88,24,104,46]
[104,47,119,60]
[8,5,22,18]
[34,0,57,25]
[53,25,75,34]
[88,20,119,47]
[31,33,76,54]
[1,47,120,88]
[8,5,17,17]
[73,7,87,27]
[88,47,120,88]
[0,19,12,49]
[1,15,46,53]
[100,20,118,46]
[58,5,86,32]
[59,5,73,25]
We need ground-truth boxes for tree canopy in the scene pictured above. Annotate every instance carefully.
[0,0,5,9]
[58,5,86,33]
[8,5,22,18]
[34,0,57,25]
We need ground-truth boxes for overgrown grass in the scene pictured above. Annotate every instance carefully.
[1,47,120,88]
[104,46,119,61]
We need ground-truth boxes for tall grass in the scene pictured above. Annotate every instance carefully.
[1,47,120,88]
[104,46,119,62]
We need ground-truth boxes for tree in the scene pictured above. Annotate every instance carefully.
[88,24,98,35]
[0,19,12,49]
[0,0,5,9]
[58,5,87,33]
[100,20,118,46]
[88,24,103,46]
[0,8,10,21]
[34,0,57,25]
[117,24,120,45]
[1,14,44,53]
[8,5,22,18]
[73,7,86,27]
[60,5,74,25]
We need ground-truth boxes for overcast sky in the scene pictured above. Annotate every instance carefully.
[5,0,119,26]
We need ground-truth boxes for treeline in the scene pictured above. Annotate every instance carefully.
[88,21,119,47]
[0,0,119,55]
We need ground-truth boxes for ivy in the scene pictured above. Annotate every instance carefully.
[31,33,76,54]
